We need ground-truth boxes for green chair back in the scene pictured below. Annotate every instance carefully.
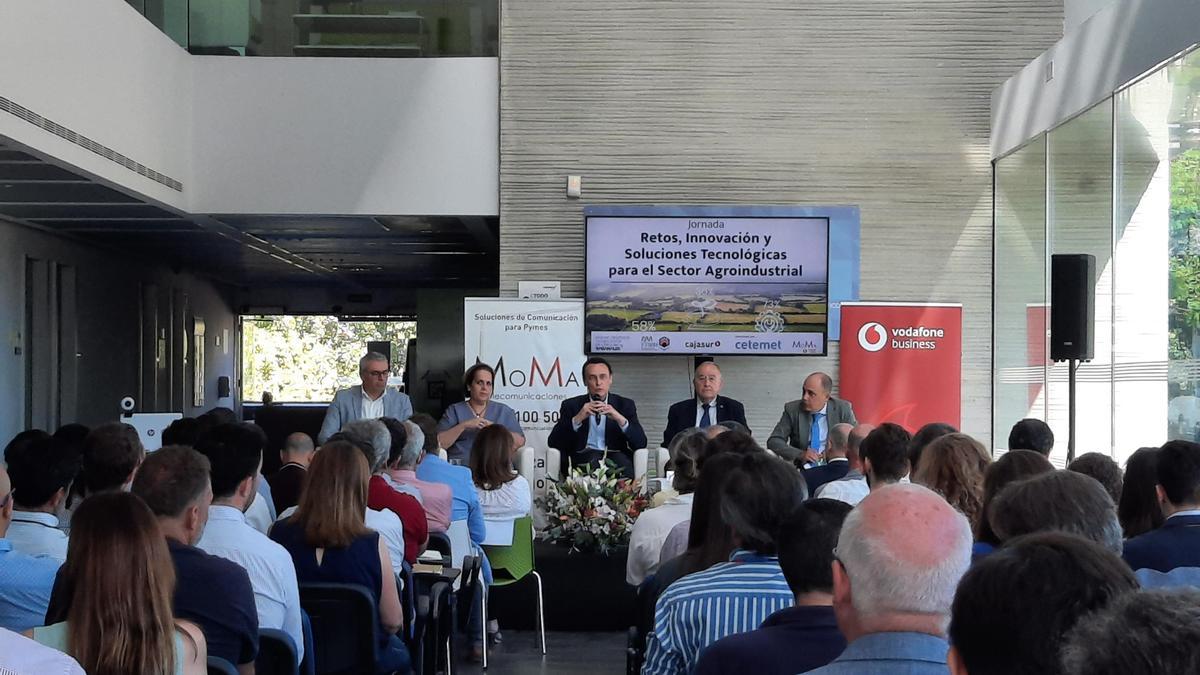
[482,515,535,586]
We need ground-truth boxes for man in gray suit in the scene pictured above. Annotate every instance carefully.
[767,372,857,465]
[318,352,414,443]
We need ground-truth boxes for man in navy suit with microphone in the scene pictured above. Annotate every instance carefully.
[662,361,749,447]
[549,356,647,477]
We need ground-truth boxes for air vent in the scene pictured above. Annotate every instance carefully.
[0,96,183,192]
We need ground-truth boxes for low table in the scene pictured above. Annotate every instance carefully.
[487,541,636,631]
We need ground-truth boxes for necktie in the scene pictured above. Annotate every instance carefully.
[810,412,824,450]
[699,403,712,428]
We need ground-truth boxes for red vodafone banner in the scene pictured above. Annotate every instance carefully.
[839,302,962,430]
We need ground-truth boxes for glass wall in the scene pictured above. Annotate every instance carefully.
[128,0,498,57]
[993,137,1047,452]
[994,45,1200,464]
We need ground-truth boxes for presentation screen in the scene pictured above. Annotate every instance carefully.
[585,213,829,355]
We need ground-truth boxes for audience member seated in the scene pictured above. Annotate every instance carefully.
[802,423,854,495]
[124,446,258,672]
[1060,589,1200,675]
[3,431,78,560]
[859,423,911,494]
[411,413,487,562]
[1118,446,1164,539]
[906,422,958,479]
[470,425,532,520]
[657,431,766,565]
[913,433,990,529]
[0,626,84,674]
[988,470,1123,555]
[804,483,972,674]
[33,492,206,675]
[0,464,59,632]
[340,420,429,564]
[162,417,202,448]
[651,427,707,508]
[947,532,1138,675]
[1123,439,1200,572]
[1067,451,1123,505]
[628,429,702,586]
[437,363,526,464]
[814,423,873,505]
[643,452,806,675]
[62,422,144,528]
[267,432,315,514]
[50,423,89,456]
[1007,418,1053,456]
[195,424,304,661]
[695,499,851,675]
[972,449,1053,557]
[269,441,410,674]
[380,418,453,532]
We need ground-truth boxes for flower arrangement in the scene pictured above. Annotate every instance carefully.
[538,461,649,555]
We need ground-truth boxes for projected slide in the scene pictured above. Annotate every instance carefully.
[585,214,829,355]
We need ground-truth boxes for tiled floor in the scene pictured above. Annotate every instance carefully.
[451,631,627,674]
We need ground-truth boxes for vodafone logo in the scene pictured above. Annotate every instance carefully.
[858,322,887,352]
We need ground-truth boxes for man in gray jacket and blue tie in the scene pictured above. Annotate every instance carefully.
[318,352,414,443]
[767,372,857,466]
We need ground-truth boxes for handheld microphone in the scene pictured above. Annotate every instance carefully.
[590,393,603,424]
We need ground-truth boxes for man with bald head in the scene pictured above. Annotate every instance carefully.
[805,483,973,674]
[662,361,749,447]
[815,424,874,507]
[267,432,314,513]
[767,371,857,465]
[802,422,854,494]
[0,464,60,631]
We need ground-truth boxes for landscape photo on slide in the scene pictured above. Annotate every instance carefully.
[584,282,828,335]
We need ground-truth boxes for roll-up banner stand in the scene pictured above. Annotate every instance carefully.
[839,302,963,430]
[464,298,586,524]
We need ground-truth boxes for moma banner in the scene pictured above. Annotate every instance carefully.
[839,302,962,430]
[463,298,586,452]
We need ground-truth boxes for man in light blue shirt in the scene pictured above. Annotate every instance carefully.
[0,465,60,632]
[194,425,304,661]
[643,452,807,675]
[412,414,488,584]
[802,483,972,674]
[3,431,78,562]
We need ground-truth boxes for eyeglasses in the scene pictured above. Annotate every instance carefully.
[0,489,13,508]
[695,375,720,383]
[366,370,390,378]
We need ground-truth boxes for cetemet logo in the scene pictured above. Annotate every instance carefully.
[658,337,671,349]
[858,322,888,352]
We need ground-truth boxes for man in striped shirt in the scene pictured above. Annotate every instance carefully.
[642,452,807,675]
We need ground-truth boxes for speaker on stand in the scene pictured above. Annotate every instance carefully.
[1050,253,1096,463]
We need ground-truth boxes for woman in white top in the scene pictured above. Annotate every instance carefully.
[625,428,706,586]
[468,425,532,520]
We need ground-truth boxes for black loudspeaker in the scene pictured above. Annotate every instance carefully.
[217,376,230,399]
[1050,253,1096,362]
[367,340,392,365]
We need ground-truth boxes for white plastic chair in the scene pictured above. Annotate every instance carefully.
[515,446,536,483]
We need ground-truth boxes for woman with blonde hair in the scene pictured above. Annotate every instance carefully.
[31,491,205,675]
[914,432,992,527]
[269,440,410,673]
